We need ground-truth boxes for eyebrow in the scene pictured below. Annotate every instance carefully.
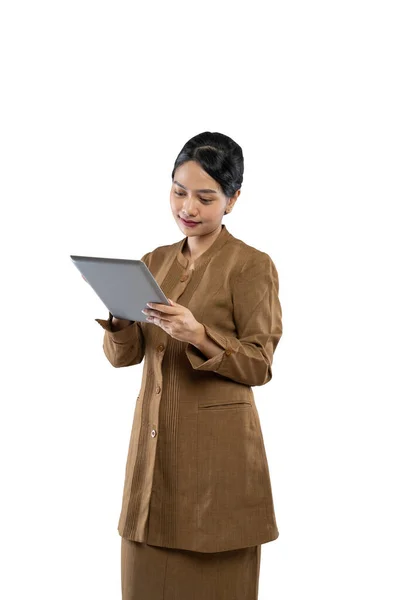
[173,180,218,194]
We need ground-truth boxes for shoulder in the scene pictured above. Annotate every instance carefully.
[140,240,181,268]
[223,235,278,280]
[140,230,278,279]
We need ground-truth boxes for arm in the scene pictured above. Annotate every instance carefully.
[95,311,145,368]
[94,252,150,368]
[185,255,283,386]
[189,324,226,360]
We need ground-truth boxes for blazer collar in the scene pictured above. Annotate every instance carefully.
[175,224,232,270]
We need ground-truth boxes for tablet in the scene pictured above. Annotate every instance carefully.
[70,254,170,322]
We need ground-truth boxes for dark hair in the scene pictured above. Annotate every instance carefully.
[171,132,244,198]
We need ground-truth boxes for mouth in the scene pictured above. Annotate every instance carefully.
[179,216,201,225]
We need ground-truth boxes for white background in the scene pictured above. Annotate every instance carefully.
[1,1,399,598]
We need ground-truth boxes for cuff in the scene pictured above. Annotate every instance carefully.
[95,311,137,343]
[185,324,233,371]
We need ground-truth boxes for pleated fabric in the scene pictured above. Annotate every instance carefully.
[121,537,261,600]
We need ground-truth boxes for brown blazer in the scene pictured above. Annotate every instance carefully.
[95,224,283,553]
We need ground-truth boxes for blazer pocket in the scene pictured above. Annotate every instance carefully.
[198,401,252,410]
[196,401,270,535]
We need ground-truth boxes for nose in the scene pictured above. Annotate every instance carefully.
[182,193,198,216]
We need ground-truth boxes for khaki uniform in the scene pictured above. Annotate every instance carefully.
[95,224,283,554]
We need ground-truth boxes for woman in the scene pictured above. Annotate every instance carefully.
[95,132,283,599]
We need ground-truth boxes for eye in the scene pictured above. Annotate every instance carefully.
[174,190,212,204]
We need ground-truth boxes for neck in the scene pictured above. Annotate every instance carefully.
[185,224,223,257]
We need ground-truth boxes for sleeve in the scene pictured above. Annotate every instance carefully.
[94,252,150,368]
[185,254,283,386]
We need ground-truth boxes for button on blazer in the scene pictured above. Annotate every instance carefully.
[95,224,283,553]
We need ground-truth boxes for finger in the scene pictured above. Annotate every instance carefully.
[147,314,171,324]
[146,302,175,313]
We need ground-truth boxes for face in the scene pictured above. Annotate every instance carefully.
[170,160,239,236]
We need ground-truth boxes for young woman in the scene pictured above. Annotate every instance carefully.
[95,131,283,599]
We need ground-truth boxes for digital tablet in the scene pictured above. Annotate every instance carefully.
[70,254,170,322]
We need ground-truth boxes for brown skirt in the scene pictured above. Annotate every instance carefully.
[121,537,261,600]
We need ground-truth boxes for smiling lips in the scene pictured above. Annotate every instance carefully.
[180,216,200,224]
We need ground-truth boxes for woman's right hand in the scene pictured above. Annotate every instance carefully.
[111,317,133,330]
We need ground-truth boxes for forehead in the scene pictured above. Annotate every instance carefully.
[173,161,221,193]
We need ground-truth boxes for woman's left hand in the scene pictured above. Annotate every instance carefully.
[142,299,204,345]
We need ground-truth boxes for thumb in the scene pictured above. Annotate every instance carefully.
[168,298,174,306]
